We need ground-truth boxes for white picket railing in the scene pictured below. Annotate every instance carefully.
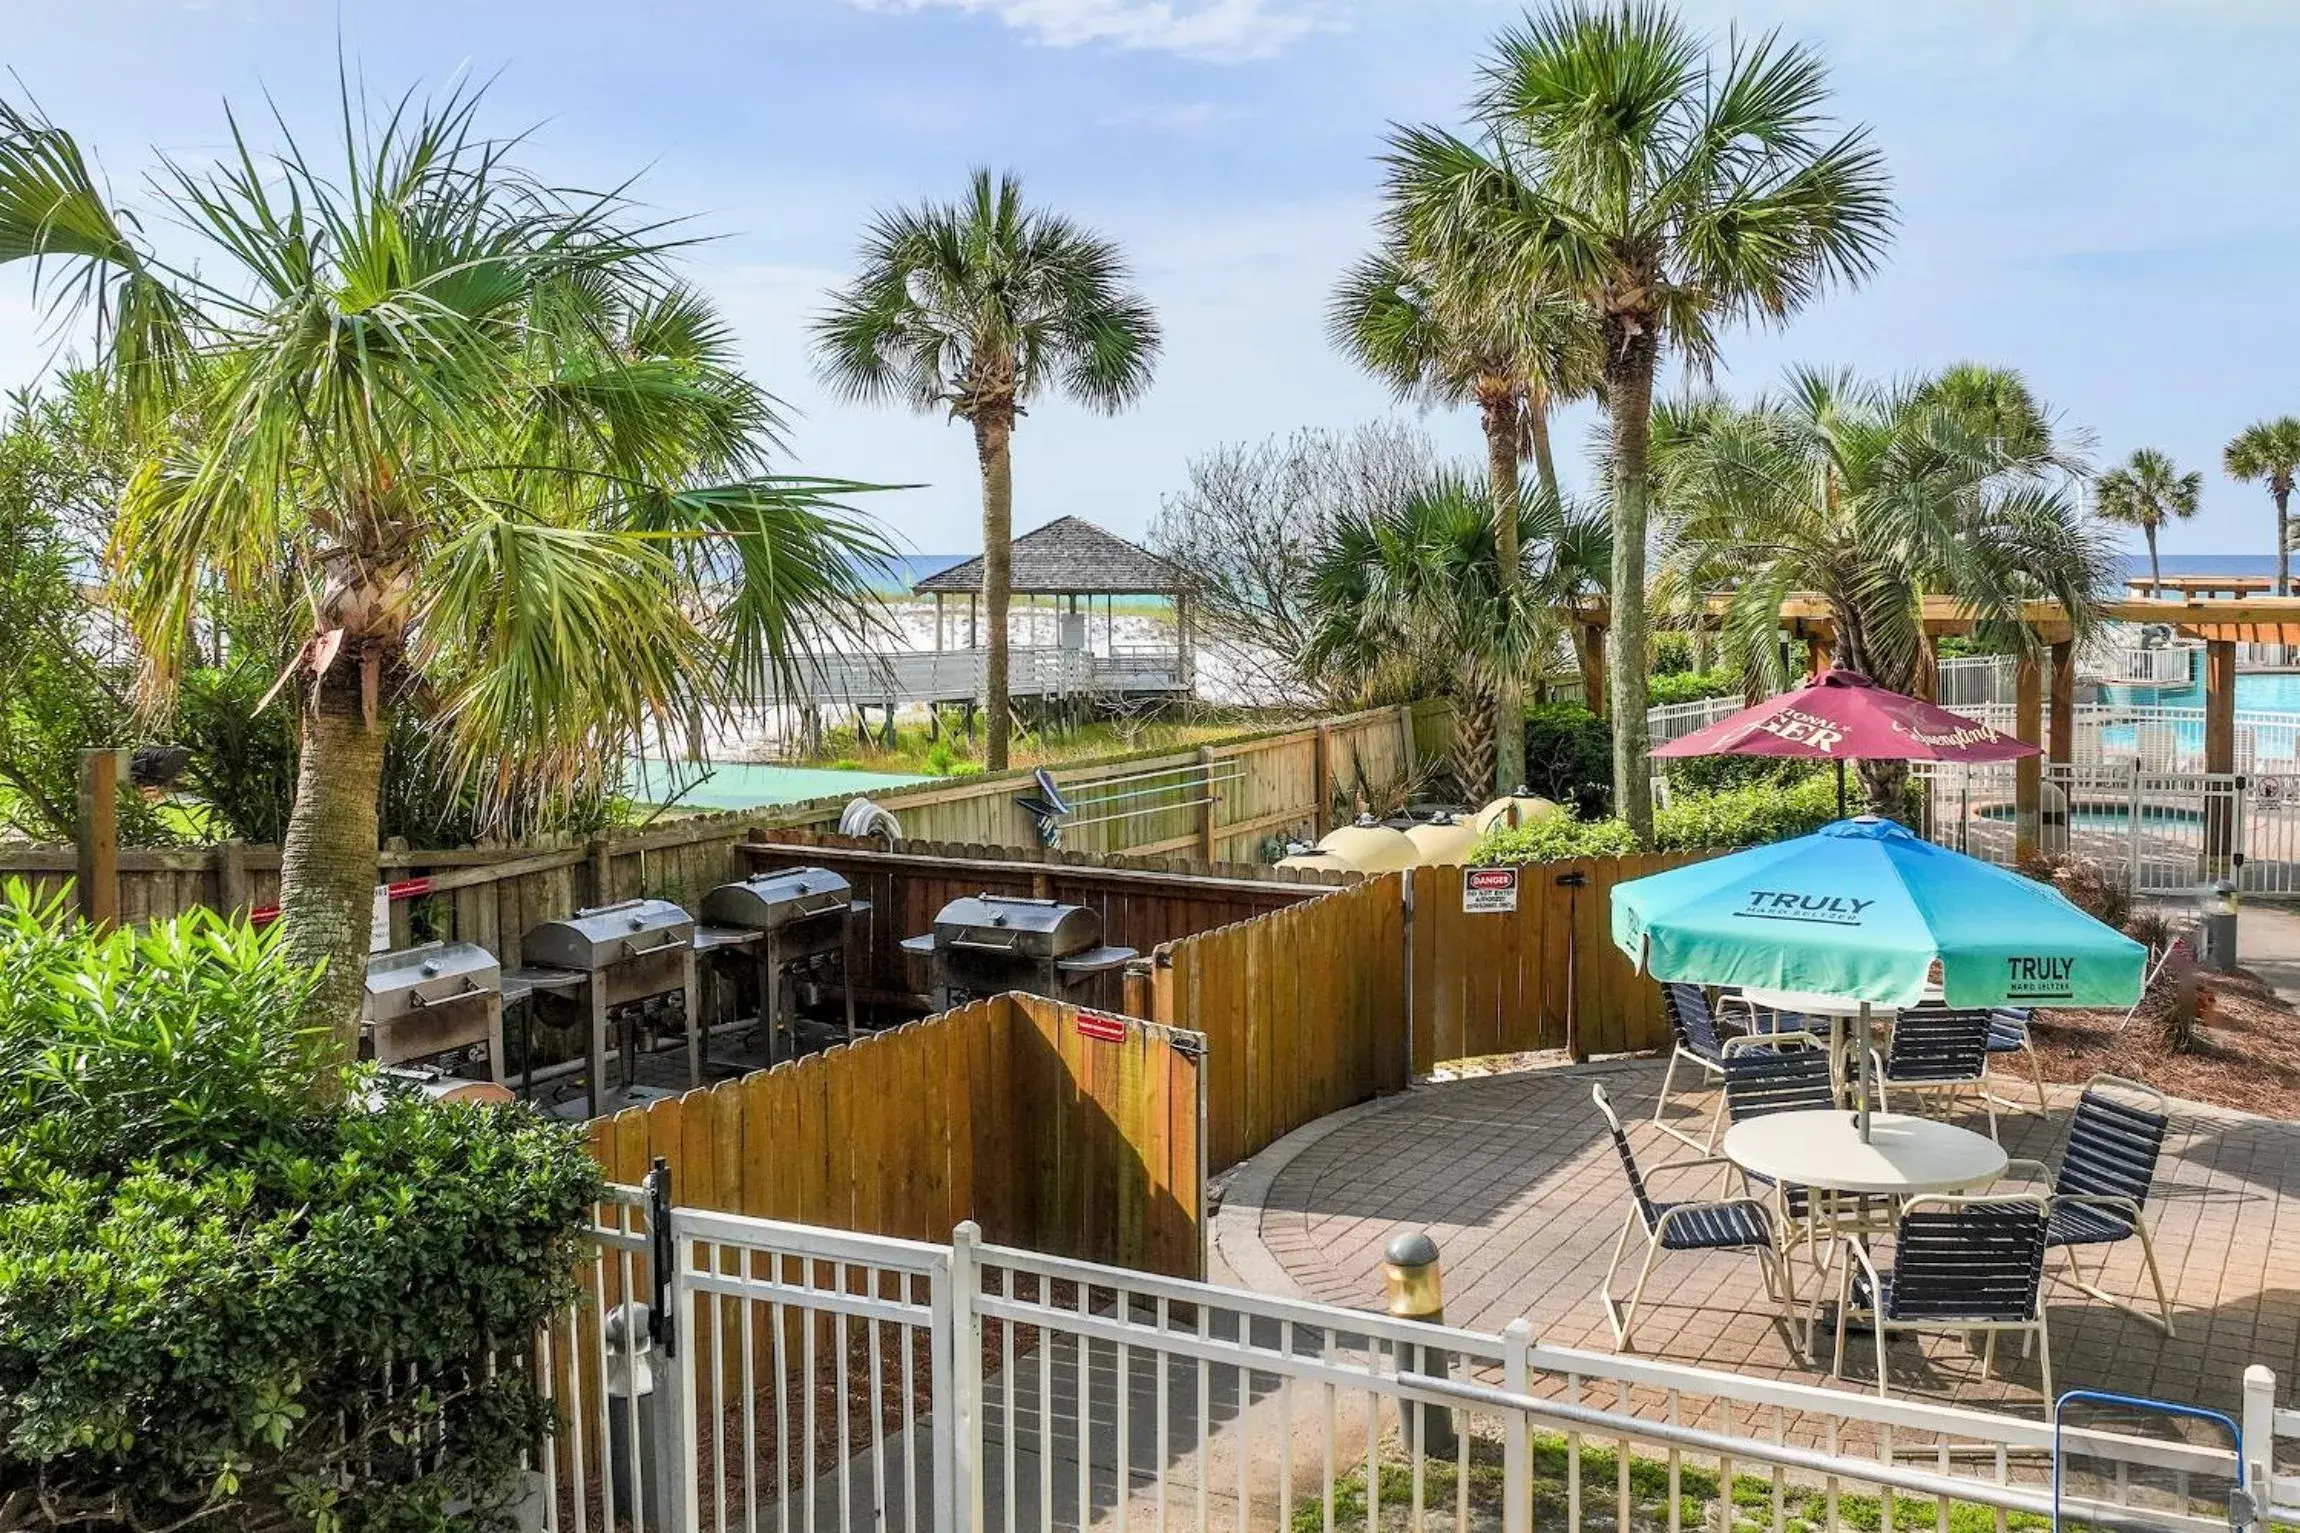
[534,1189,2273,1533]
[1937,654,2018,707]
[1645,694,1743,746]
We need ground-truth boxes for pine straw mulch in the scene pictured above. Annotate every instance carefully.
[2025,962,2300,1118]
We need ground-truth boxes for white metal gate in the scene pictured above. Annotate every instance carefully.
[1914,761,2248,897]
[534,1186,2270,1533]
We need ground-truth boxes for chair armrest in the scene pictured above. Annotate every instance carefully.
[2050,1192,2147,1220]
[1994,1158,2053,1185]
[1642,1154,1744,1181]
[1723,1030,1830,1055]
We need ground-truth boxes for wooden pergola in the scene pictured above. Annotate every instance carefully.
[1576,594,2300,871]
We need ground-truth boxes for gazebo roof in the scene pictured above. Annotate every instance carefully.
[913,515,1183,597]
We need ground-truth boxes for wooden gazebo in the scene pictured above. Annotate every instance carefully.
[913,515,1196,693]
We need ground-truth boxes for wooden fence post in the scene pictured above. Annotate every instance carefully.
[1195,747,1219,862]
[1313,724,1334,837]
[75,747,126,931]
[587,838,612,908]
[218,839,250,918]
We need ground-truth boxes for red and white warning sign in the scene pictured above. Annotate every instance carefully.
[1462,866,1520,914]
[1076,1010,1131,1043]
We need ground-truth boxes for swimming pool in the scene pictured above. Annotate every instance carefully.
[2105,659,2300,712]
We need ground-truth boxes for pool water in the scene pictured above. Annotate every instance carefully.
[624,759,932,810]
[2105,660,2300,712]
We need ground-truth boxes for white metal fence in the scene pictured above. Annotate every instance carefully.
[1936,654,2017,707]
[1645,695,1742,746]
[533,1187,2282,1533]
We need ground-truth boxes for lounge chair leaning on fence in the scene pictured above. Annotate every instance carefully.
[1993,1072,2179,1336]
[1593,1082,1792,1353]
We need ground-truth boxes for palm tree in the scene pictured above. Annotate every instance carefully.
[1384,0,1893,842]
[2096,448,2202,598]
[1329,244,1595,795]
[1302,470,1608,797]
[1653,364,2113,810]
[813,171,1160,772]
[2225,418,2300,595]
[0,88,893,1043]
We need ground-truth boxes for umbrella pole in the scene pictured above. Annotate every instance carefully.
[1856,1001,1873,1143]
[1836,758,1848,819]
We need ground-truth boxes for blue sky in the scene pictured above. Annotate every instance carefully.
[2,0,2295,560]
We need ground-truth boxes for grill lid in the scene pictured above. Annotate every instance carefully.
[930,893,1101,960]
[524,898,696,971]
[700,867,853,932]
[363,941,502,1020]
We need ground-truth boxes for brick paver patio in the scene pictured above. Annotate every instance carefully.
[1216,1058,2300,1419]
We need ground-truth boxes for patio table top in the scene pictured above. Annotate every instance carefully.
[1723,1108,2007,1194]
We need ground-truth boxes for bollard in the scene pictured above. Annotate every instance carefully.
[603,1299,665,1530]
[2199,877,2241,974]
[1383,1230,1456,1458]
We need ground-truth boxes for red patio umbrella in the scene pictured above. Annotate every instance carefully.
[1650,667,2040,816]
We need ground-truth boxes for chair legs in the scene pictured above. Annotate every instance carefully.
[2054,1231,2178,1337]
[1601,1206,1662,1351]
[1652,1047,1723,1150]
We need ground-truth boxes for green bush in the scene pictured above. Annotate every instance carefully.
[1471,813,1640,865]
[1645,667,1742,707]
[0,882,604,1530]
[1520,703,1613,816]
[1648,632,1696,676]
[1660,753,1821,794]
[1473,773,1845,864]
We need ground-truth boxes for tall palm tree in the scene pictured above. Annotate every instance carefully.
[1329,244,1595,795]
[813,170,1160,771]
[2225,418,2300,595]
[1653,364,2112,810]
[1302,470,1608,797]
[0,88,893,1043]
[2096,448,2202,597]
[1384,0,1893,842]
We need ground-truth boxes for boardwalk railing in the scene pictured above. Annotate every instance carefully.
[534,1194,2265,1533]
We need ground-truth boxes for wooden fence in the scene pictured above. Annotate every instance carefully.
[738,830,1347,1003]
[584,991,1205,1278]
[1142,874,1409,1175]
[1407,853,1706,1073]
[0,701,1448,947]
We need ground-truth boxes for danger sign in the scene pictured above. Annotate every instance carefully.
[1463,866,1519,914]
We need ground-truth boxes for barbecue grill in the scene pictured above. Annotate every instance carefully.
[699,866,863,1056]
[523,899,699,1117]
[900,893,1136,1012]
[361,941,505,1085]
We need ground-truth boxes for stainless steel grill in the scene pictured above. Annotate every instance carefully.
[902,893,1136,1012]
[699,867,861,1057]
[361,941,505,1084]
[523,899,700,1118]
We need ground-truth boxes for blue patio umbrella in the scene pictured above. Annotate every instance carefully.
[1611,816,2145,1138]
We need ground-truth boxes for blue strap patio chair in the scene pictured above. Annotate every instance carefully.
[1871,1006,1998,1140]
[1984,1006,2052,1117]
[1720,1046,1838,1287]
[1594,1082,1788,1353]
[2001,1074,2176,1335]
[1823,1193,2054,1414]
[1653,983,1813,1150]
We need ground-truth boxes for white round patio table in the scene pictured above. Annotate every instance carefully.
[1722,1109,2006,1196]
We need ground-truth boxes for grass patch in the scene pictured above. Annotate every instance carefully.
[1292,1432,2054,1533]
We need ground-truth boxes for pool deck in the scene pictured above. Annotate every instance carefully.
[1213,1058,2300,1424]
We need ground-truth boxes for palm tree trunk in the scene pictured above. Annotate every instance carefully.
[278,665,388,1064]
[2277,486,2290,597]
[2145,526,2161,597]
[1528,393,1560,506]
[974,407,1016,771]
[1604,319,1659,844]
[1480,389,1526,797]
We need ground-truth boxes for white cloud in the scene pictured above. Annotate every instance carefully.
[844,0,1338,62]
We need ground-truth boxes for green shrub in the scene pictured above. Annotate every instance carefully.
[1472,773,1845,864]
[1471,813,1639,865]
[1520,703,1613,815]
[1645,667,1743,707]
[1648,632,1696,676]
[1661,753,1822,794]
[0,882,604,1530]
